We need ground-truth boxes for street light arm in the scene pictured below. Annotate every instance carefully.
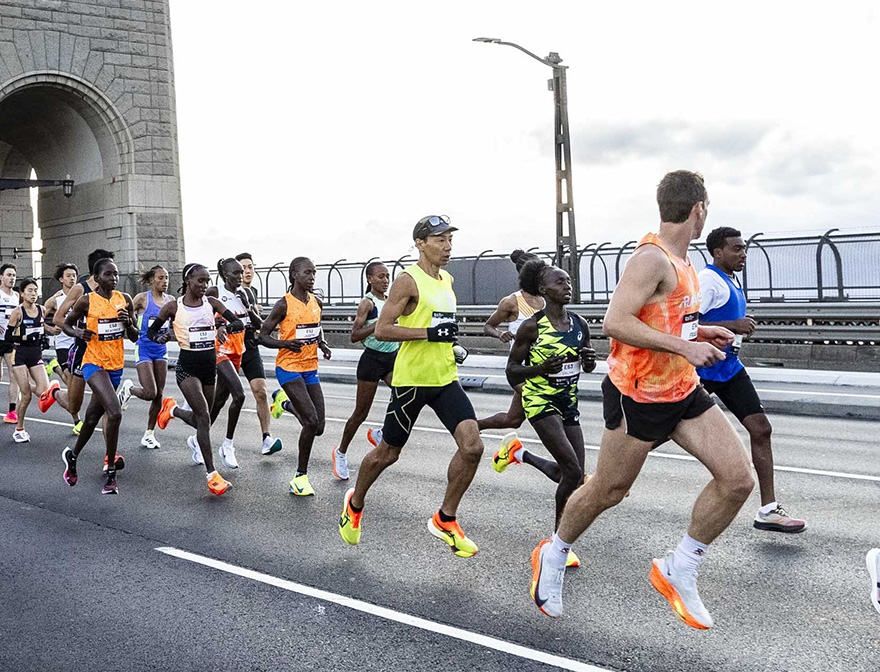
[472,37,560,68]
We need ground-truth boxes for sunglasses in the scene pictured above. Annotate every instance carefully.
[418,215,451,229]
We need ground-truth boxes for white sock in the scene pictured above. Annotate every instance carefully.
[672,534,708,573]
[222,438,234,448]
[206,470,217,480]
[548,533,570,568]
[170,405,179,418]
[759,501,778,516]
[512,447,525,463]
[143,429,153,437]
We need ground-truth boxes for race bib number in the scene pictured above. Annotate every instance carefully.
[295,322,320,343]
[548,357,580,387]
[97,318,124,341]
[25,326,44,339]
[731,333,743,355]
[188,325,216,350]
[431,311,456,328]
[681,312,699,341]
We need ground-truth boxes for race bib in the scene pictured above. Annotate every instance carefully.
[97,318,124,341]
[188,325,216,350]
[547,357,580,387]
[25,325,44,339]
[431,311,456,327]
[295,322,320,343]
[731,333,744,355]
[681,312,699,341]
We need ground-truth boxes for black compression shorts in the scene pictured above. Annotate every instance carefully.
[381,381,476,448]
[240,344,265,381]
[14,346,43,369]
[176,349,217,387]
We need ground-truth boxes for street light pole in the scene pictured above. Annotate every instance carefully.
[473,38,580,302]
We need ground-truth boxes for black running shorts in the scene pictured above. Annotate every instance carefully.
[381,381,476,448]
[176,349,217,387]
[240,344,265,381]
[356,348,397,383]
[56,347,70,371]
[14,345,43,369]
[68,339,87,378]
[0,341,14,357]
[700,369,764,422]
[602,375,715,442]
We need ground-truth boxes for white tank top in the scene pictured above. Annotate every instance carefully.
[172,297,216,351]
[0,288,19,333]
[55,289,76,349]
[508,291,544,342]
[217,285,250,324]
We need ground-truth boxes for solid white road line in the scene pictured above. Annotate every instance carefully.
[156,546,611,672]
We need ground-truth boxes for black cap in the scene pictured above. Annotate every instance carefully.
[413,215,458,241]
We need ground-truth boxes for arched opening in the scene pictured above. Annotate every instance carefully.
[0,73,134,292]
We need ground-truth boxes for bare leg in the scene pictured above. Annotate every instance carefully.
[439,419,484,517]
[281,379,325,473]
[338,380,379,453]
[132,360,158,403]
[146,360,167,430]
[67,374,86,418]
[477,386,526,431]
[741,413,775,506]
[249,377,271,435]
[12,366,32,429]
[212,360,245,441]
[3,353,19,412]
[72,371,122,466]
[175,378,217,472]
[350,440,401,509]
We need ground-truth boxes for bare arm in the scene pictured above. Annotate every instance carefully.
[603,246,726,368]
[63,295,91,340]
[258,298,302,351]
[54,283,84,329]
[374,274,431,342]
[698,316,756,335]
[505,318,564,387]
[349,298,375,343]
[120,293,139,343]
[147,299,177,343]
[483,295,519,342]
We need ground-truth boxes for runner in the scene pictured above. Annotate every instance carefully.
[331,261,398,480]
[151,263,244,496]
[43,263,79,391]
[205,257,262,469]
[476,249,544,431]
[118,265,174,449]
[0,263,21,424]
[53,249,116,435]
[4,278,58,442]
[337,215,485,558]
[236,252,282,456]
[530,171,754,629]
[697,227,806,533]
[261,257,331,496]
[498,258,595,568]
[53,258,139,495]
[867,548,880,617]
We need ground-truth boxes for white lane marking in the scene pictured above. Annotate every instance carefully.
[755,387,880,400]
[245,409,880,482]
[17,417,100,432]
[156,546,610,672]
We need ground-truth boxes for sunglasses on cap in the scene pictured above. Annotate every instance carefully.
[417,215,451,229]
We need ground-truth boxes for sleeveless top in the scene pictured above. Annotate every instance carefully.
[15,304,44,351]
[0,288,19,333]
[72,280,93,353]
[607,232,701,403]
[82,290,127,370]
[362,291,399,354]
[696,265,747,383]
[54,289,76,349]
[522,310,589,398]
[241,285,260,351]
[393,264,457,388]
[137,292,170,344]
[508,291,544,348]
[215,285,249,359]
[172,297,216,351]
[276,292,322,372]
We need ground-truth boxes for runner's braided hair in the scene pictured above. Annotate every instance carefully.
[518,257,550,295]
[509,249,541,273]
[139,265,166,286]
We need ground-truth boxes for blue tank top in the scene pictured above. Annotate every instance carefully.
[137,292,170,353]
[696,265,745,382]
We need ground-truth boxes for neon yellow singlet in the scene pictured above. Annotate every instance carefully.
[392,264,457,387]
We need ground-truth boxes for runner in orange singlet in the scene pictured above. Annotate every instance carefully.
[530,171,755,630]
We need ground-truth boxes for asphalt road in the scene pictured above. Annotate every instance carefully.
[1,375,878,672]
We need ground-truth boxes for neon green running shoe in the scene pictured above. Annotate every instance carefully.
[45,358,60,377]
[339,487,362,545]
[72,420,83,436]
[428,511,479,558]
[493,432,523,473]
[289,473,315,496]
[271,388,289,420]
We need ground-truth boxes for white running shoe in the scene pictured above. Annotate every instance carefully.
[117,379,134,410]
[219,442,239,469]
[366,427,383,447]
[650,551,714,629]
[530,539,565,618]
[12,429,30,443]
[867,548,880,616]
[331,447,349,480]
[187,434,204,465]
[140,431,160,449]
[260,435,282,455]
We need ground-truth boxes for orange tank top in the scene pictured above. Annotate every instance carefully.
[275,292,322,373]
[607,232,701,403]
[83,290,127,371]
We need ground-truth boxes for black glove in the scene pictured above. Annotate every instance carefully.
[226,318,245,334]
[426,322,458,342]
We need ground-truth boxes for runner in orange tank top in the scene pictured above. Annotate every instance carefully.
[56,258,139,496]
[529,171,755,631]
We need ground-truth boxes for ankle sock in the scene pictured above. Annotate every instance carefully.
[548,533,570,568]
[438,510,456,523]
[758,501,778,516]
[512,447,525,463]
[672,534,708,573]
[222,438,234,448]
[262,432,270,440]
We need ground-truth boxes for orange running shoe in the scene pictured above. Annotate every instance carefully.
[428,512,478,557]
[207,471,231,496]
[156,397,177,430]
[649,552,713,629]
[102,454,126,472]
[39,381,61,413]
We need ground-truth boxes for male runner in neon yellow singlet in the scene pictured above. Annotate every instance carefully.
[338,215,485,557]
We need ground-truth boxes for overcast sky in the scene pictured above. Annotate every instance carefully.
[170,1,880,268]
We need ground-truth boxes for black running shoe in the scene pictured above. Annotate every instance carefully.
[62,447,78,487]
[102,470,118,495]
